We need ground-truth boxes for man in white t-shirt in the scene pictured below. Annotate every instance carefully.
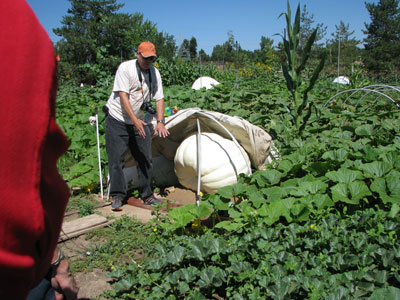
[105,41,170,211]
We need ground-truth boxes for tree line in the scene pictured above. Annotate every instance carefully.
[54,0,400,84]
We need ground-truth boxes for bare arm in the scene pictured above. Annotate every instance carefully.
[50,247,79,300]
[154,98,170,138]
[119,91,147,138]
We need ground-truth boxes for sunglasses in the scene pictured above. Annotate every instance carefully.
[139,53,156,61]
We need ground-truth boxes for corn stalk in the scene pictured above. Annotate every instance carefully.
[280,1,326,136]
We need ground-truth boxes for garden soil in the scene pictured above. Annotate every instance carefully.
[60,187,196,300]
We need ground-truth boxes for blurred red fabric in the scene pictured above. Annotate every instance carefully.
[0,0,70,299]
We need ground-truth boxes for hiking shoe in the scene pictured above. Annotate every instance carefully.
[111,198,123,211]
[143,195,163,206]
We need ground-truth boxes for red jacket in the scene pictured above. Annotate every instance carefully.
[0,0,70,299]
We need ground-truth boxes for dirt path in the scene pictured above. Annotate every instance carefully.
[60,187,196,299]
[61,235,110,300]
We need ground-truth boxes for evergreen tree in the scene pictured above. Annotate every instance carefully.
[211,31,242,64]
[362,0,400,75]
[54,0,124,66]
[189,37,198,60]
[331,21,356,43]
[328,21,361,72]
[198,49,210,62]
[54,0,176,84]
[254,36,277,65]
[299,4,327,49]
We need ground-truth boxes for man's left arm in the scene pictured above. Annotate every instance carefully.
[154,98,169,138]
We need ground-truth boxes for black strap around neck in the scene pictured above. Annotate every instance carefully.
[136,60,153,102]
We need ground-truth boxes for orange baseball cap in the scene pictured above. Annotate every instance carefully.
[137,41,157,57]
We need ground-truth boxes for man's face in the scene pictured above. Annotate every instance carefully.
[137,52,156,71]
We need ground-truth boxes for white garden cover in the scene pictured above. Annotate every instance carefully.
[124,108,278,190]
[191,76,220,90]
[333,76,350,85]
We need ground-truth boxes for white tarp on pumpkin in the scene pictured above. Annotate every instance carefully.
[124,108,278,192]
[151,108,277,168]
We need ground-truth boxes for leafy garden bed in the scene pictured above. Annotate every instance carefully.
[107,208,399,300]
[57,68,399,299]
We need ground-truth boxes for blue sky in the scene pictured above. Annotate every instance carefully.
[26,0,377,55]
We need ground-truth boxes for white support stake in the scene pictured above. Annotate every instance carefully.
[95,108,104,200]
[196,118,202,206]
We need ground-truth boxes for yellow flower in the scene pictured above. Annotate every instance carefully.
[154,63,159,68]
[191,219,201,228]
[86,183,96,192]
[310,224,317,229]
[66,74,70,78]
[153,227,157,232]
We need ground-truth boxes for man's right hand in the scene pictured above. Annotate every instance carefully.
[119,91,147,138]
[133,119,148,138]
[51,259,79,300]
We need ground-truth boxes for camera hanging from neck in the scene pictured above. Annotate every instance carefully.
[136,60,156,114]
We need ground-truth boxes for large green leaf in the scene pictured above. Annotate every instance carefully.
[248,190,266,208]
[389,203,400,218]
[326,168,363,184]
[331,183,350,203]
[387,176,400,196]
[188,203,211,219]
[371,176,400,204]
[355,124,375,136]
[206,194,230,210]
[264,169,284,185]
[208,237,226,254]
[262,186,288,202]
[313,194,334,209]
[370,178,387,196]
[258,201,291,225]
[167,204,196,228]
[251,169,283,187]
[322,149,348,161]
[190,239,211,261]
[214,220,243,231]
[359,161,393,178]
[368,287,400,300]
[348,181,371,202]
[197,266,225,288]
[166,245,185,265]
[217,183,248,199]
[177,266,198,282]
[301,180,328,195]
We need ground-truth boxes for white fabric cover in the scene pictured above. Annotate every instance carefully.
[150,108,278,170]
[333,76,350,85]
[192,76,220,90]
[124,108,279,191]
[174,132,251,193]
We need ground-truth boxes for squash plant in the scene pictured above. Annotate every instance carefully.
[103,82,400,299]
[106,207,400,299]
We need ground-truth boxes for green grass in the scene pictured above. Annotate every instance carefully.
[69,215,155,273]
